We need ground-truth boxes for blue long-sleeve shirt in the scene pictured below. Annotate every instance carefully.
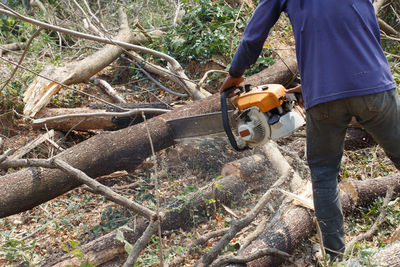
[230,0,395,109]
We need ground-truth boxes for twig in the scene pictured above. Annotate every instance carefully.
[210,248,294,267]
[238,216,268,252]
[53,158,156,219]
[314,217,328,267]
[0,149,16,164]
[123,55,188,97]
[89,77,126,103]
[197,169,292,266]
[230,2,244,55]
[142,112,164,267]
[197,69,227,89]
[0,27,42,94]
[345,186,394,256]
[123,219,159,267]
[170,228,229,266]
[32,108,170,125]
[172,0,182,26]
[8,129,55,160]
[0,55,129,112]
[83,0,105,30]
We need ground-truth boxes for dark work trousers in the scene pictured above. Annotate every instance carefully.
[306,88,400,259]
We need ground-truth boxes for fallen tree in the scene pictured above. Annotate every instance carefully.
[0,56,298,218]
[227,174,400,267]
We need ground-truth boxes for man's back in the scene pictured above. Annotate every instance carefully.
[230,0,395,109]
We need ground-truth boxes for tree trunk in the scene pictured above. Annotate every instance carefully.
[0,58,297,218]
[373,241,400,267]
[245,56,297,88]
[229,174,400,267]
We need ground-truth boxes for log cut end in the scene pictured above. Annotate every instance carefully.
[339,179,359,206]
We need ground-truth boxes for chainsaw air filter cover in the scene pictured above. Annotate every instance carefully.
[237,107,305,147]
[237,107,269,147]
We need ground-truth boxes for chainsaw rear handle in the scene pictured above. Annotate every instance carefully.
[221,87,249,151]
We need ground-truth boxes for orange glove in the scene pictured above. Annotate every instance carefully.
[219,75,245,94]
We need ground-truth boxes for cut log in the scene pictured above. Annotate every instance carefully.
[221,154,269,188]
[373,241,400,267]
[0,58,296,218]
[228,174,400,267]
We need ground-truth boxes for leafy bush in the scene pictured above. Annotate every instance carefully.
[159,0,246,64]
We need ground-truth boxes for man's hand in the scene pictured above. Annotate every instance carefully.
[285,84,302,94]
[219,75,245,94]
[285,84,304,108]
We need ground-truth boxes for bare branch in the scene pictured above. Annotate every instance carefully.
[0,27,42,95]
[32,107,170,125]
[198,69,227,89]
[142,112,164,267]
[123,55,188,97]
[170,228,229,266]
[238,216,268,252]
[8,130,55,160]
[0,42,23,56]
[123,220,159,267]
[197,169,291,266]
[89,77,126,103]
[210,248,294,267]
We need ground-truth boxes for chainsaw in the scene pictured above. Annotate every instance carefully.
[167,84,305,151]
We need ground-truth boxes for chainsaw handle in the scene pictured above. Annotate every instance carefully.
[221,88,249,151]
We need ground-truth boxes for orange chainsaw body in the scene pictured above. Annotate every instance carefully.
[234,84,286,112]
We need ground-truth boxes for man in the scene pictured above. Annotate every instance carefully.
[220,0,400,261]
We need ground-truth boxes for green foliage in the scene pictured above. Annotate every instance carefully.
[0,234,39,266]
[62,239,93,267]
[158,0,246,65]
[88,206,132,237]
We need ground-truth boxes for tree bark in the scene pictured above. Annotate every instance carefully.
[373,241,400,267]
[0,58,296,219]
[244,56,297,88]
[228,174,400,267]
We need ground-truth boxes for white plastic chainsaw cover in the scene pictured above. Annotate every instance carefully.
[269,110,305,140]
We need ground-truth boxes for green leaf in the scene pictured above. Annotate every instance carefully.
[215,183,225,189]
[68,239,80,248]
